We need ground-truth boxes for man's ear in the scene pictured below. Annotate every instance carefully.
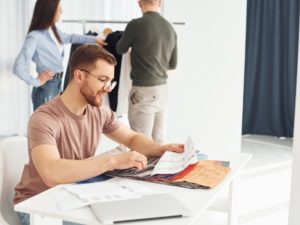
[73,70,85,84]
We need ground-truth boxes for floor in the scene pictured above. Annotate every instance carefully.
[201,135,293,225]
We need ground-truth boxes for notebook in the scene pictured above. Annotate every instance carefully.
[90,193,191,224]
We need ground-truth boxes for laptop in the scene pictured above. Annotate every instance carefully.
[90,193,191,224]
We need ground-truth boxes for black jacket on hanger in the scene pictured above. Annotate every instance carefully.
[104,31,123,112]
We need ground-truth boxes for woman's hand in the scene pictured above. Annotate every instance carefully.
[37,69,53,86]
[95,37,107,46]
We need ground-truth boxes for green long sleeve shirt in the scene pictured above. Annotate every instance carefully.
[116,11,177,86]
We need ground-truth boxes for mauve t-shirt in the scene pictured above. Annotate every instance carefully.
[14,97,120,204]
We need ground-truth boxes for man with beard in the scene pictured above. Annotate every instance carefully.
[14,45,183,225]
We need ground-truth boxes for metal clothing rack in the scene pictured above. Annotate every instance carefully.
[62,19,186,33]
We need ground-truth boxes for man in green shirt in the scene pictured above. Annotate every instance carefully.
[116,0,177,144]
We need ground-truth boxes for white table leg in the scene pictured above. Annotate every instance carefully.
[30,214,63,225]
[227,176,240,225]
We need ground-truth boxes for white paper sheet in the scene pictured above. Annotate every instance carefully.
[65,181,140,201]
[109,177,152,194]
[151,137,198,175]
[53,187,90,211]
[54,178,153,211]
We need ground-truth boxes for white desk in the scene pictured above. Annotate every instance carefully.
[15,152,251,225]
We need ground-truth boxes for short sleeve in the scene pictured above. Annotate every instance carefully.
[27,112,58,151]
[101,106,120,134]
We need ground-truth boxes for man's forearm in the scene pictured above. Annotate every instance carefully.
[127,133,164,157]
[42,155,115,187]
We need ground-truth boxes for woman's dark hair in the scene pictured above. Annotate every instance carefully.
[28,0,62,43]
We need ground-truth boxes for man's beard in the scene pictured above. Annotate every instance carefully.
[80,83,103,107]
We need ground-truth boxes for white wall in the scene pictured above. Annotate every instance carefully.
[163,0,246,152]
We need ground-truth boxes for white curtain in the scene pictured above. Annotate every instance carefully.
[0,0,35,137]
[0,0,140,137]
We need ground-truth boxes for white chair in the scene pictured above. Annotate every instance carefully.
[0,136,28,225]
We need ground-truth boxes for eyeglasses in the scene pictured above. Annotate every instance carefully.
[79,69,117,91]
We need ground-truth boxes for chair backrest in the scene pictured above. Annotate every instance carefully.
[0,136,28,225]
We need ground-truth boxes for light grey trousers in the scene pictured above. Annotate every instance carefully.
[128,84,168,144]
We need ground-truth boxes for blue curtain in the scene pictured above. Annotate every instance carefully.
[242,0,300,137]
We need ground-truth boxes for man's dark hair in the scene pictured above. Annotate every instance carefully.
[69,45,117,80]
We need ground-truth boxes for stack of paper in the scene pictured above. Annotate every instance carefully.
[151,136,198,175]
[105,137,231,189]
[54,178,152,211]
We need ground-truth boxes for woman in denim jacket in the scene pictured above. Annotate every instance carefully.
[13,0,106,110]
